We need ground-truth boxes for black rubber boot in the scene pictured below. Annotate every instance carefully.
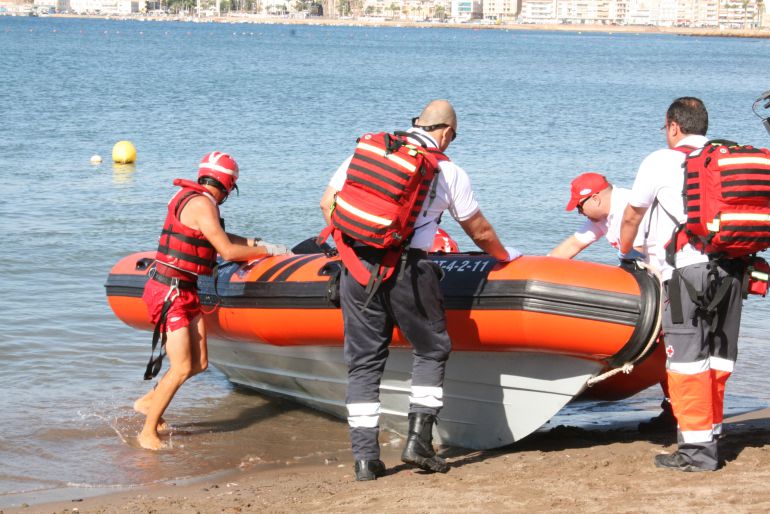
[354,459,386,481]
[400,413,449,473]
[654,451,716,472]
[638,399,677,433]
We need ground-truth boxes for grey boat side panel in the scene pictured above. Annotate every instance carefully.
[208,340,602,450]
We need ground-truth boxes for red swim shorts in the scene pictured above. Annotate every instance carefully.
[142,278,201,332]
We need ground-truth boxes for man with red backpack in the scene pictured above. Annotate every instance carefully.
[619,98,748,472]
[134,151,291,450]
[319,100,521,481]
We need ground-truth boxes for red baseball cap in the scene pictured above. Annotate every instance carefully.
[565,172,610,211]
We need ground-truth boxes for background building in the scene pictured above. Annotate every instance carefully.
[451,0,482,20]
[516,0,767,27]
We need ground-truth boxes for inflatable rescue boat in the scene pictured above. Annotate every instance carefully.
[105,246,666,450]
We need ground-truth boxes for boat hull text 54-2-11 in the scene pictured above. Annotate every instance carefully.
[105,248,666,450]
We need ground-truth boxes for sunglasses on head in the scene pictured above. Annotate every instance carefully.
[411,117,457,141]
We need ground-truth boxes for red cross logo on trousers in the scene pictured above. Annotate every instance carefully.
[666,345,675,357]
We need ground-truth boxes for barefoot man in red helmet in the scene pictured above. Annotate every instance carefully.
[134,151,291,450]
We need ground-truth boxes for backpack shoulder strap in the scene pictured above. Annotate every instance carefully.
[644,196,680,241]
[394,130,429,147]
[704,139,739,147]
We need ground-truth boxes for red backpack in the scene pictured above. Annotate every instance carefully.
[670,140,770,259]
[319,131,448,292]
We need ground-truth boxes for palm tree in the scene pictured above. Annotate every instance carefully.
[433,3,444,20]
[742,0,750,29]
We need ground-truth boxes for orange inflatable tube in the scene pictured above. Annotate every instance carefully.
[106,249,666,400]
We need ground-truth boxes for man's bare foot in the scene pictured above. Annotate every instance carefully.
[133,399,169,433]
[137,430,163,451]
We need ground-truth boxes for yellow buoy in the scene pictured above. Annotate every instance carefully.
[112,140,137,164]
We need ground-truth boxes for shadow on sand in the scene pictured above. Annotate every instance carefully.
[440,407,770,470]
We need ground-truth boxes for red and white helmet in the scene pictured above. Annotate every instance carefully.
[430,227,459,253]
[198,151,239,194]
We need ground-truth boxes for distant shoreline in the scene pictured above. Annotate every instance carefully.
[45,13,770,39]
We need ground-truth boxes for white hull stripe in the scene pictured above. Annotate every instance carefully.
[356,141,417,173]
[668,358,710,375]
[409,385,444,409]
[718,156,770,167]
[680,428,714,444]
[335,196,393,227]
[709,356,735,373]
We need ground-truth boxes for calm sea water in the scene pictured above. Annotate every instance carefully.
[1,16,769,506]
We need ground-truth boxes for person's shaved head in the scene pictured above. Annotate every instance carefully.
[416,100,457,129]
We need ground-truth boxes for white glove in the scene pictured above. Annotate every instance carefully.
[260,241,291,256]
[503,246,523,262]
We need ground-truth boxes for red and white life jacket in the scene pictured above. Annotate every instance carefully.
[154,179,220,280]
[319,131,449,289]
[668,140,770,260]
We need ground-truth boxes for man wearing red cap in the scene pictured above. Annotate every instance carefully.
[134,151,292,450]
[550,172,676,433]
[550,172,648,259]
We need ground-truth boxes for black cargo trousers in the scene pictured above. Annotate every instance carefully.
[340,248,452,461]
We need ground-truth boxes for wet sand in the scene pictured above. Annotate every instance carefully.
[15,407,770,513]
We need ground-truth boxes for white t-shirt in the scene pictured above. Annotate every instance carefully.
[627,134,710,280]
[328,128,479,251]
[574,187,647,251]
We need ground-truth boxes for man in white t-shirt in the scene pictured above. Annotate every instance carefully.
[620,97,745,473]
[550,172,675,432]
[319,100,521,481]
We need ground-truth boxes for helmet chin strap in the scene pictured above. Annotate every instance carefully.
[198,176,235,199]
[218,183,238,205]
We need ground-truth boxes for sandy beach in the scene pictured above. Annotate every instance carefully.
[10,406,770,513]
